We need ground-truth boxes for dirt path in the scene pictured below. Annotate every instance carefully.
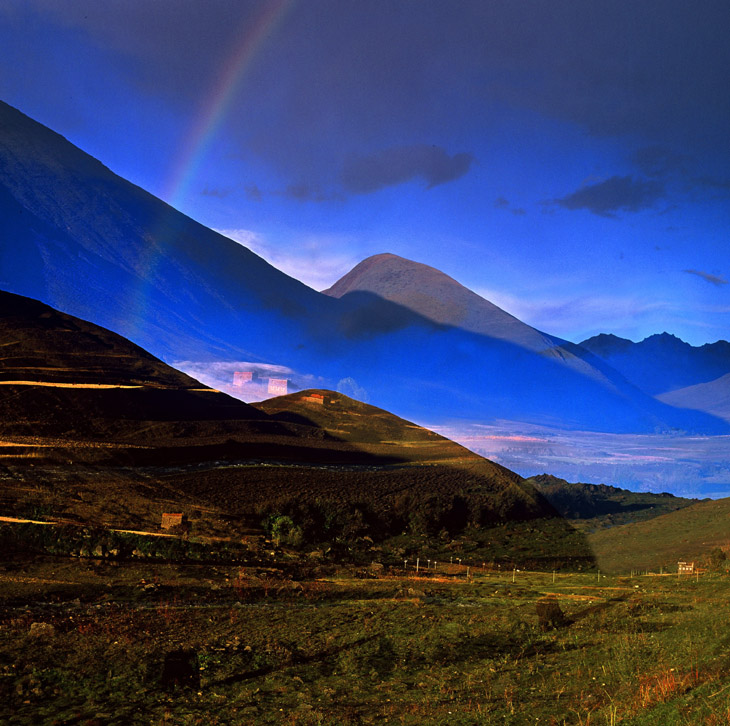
[0,380,217,392]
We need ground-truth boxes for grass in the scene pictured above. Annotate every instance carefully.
[588,498,730,573]
[3,555,730,725]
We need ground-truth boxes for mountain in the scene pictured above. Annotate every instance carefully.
[323,252,622,382]
[525,473,696,527]
[579,332,730,395]
[0,288,559,540]
[0,99,726,434]
[324,253,559,352]
[656,373,730,423]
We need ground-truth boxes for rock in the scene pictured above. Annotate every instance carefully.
[160,649,200,690]
[29,622,55,639]
[536,596,569,631]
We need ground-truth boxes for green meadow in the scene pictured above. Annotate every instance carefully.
[3,554,730,725]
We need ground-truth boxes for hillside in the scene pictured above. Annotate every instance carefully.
[657,372,730,423]
[0,290,586,562]
[588,497,730,573]
[526,474,697,529]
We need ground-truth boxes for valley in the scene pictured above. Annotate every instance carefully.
[433,420,730,499]
[1,40,729,725]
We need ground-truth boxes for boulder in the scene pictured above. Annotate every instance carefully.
[536,596,569,631]
[29,622,56,639]
[160,649,200,690]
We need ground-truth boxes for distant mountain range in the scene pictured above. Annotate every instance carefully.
[0,99,726,434]
[580,332,730,422]
[579,332,730,395]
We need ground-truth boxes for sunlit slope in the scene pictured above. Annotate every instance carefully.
[589,497,730,573]
[250,388,554,522]
[324,253,559,352]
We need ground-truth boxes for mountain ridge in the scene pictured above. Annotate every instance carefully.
[1,99,727,434]
[580,331,730,395]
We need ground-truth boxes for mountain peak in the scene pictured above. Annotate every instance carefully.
[324,253,559,352]
[641,332,688,346]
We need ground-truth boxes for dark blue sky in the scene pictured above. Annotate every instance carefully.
[2,0,729,344]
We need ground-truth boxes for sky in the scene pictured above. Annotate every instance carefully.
[1,0,729,346]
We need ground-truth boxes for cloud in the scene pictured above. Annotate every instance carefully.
[244,184,263,202]
[201,186,231,198]
[632,146,687,177]
[553,176,664,217]
[684,269,728,286]
[494,196,526,216]
[217,228,360,291]
[694,177,730,195]
[13,1,730,190]
[341,145,474,194]
[275,183,341,203]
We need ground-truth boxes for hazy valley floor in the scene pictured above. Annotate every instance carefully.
[432,422,730,499]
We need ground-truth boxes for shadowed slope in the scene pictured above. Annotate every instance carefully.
[657,373,730,423]
[1,100,725,434]
[580,332,730,395]
[526,473,696,527]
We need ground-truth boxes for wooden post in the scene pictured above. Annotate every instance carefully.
[416,557,419,573]
[597,570,600,584]
[466,567,470,579]
[512,568,516,583]
[552,570,556,584]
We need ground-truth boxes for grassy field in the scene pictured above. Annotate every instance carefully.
[3,554,730,725]
[588,498,730,574]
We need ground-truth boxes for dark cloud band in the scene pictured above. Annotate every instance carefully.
[553,176,664,217]
[341,145,474,194]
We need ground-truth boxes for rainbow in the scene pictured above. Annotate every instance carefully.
[165,0,294,208]
[128,0,294,344]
